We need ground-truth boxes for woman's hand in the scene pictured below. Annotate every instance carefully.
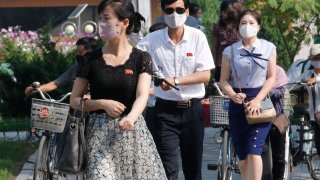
[244,98,262,116]
[119,117,135,131]
[231,93,246,104]
[103,100,126,118]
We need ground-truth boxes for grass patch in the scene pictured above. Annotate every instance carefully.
[0,141,36,180]
[0,117,29,131]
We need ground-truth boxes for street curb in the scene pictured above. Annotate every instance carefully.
[16,150,37,180]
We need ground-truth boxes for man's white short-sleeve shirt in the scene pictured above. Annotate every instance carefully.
[137,25,215,101]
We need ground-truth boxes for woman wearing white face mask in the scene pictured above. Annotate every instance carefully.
[70,0,167,179]
[220,9,277,180]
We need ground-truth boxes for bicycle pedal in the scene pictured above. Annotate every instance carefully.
[207,163,218,170]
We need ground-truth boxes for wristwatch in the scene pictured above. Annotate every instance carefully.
[174,77,180,86]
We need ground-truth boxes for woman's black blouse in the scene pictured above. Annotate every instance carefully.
[77,47,152,114]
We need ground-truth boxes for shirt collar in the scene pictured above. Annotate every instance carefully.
[164,25,190,45]
[237,38,260,51]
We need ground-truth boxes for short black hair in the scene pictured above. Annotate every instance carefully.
[189,3,200,16]
[76,37,98,52]
[161,0,190,10]
[149,23,167,33]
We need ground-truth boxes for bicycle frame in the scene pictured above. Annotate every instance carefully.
[207,82,239,180]
[30,82,72,180]
[288,81,320,179]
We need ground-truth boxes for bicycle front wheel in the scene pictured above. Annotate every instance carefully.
[218,130,229,180]
[283,128,292,180]
[225,135,235,180]
[33,135,50,180]
[307,141,320,180]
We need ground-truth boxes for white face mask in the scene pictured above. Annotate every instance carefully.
[311,61,320,69]
[164,12,187,29]
[239,25,258,38]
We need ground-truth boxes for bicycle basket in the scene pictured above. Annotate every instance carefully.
[30,98,70,132]
[209,96,230,125]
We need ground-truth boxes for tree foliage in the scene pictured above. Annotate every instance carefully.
[190,0,220,44]
[244,0,320,69]
[0,25,75,117]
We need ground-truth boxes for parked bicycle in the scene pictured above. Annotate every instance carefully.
[29,81,71,180]
[287,81,320,179]
[207,82,240,180]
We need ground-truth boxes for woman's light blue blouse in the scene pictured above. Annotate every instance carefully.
[223,39,276,88]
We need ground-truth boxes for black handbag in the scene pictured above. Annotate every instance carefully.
[55,99,87,174]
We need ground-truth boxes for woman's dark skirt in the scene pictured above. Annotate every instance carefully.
[228,88,272,160]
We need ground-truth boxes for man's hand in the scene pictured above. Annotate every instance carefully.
[24,86,34,95]
[160,77,174,91]
[307,77,316,86]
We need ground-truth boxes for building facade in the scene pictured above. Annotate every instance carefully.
[0,0,162,35]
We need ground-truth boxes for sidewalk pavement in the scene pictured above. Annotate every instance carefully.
[16,127,313,180]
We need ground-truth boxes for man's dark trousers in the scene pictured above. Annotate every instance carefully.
[154,99,204,180]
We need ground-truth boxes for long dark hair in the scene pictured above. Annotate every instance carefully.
[98,0,145,34]
[218,0,238,27]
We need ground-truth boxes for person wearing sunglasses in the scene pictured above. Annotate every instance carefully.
[137,0,214,179]
[155,3,199,29]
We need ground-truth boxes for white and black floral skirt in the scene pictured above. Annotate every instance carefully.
[85,113,167,180]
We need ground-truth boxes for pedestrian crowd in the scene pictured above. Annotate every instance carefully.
[24,0,320,180]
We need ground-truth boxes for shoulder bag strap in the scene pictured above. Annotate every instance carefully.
[75,98,87,172]
[230,45,242,94]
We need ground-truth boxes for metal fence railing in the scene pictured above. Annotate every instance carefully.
[0,118,33,142]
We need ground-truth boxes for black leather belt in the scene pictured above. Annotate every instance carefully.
[156,97,199,108]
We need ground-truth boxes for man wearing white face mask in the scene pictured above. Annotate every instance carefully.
[298,44,320,164]
[155,9,199,29]
[301,44,320,123]
[137,0,214,179]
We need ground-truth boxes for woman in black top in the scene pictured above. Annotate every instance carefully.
[70,0,166,179]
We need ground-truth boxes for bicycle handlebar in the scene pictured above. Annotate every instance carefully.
[286,81,308,86]
[212,82,228,97]
[31,81,71,102]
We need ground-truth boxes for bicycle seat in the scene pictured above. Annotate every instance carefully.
[293,103,309,116]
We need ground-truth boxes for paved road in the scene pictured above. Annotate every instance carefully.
[16,127,313,180]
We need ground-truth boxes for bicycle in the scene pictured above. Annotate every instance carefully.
[207,82,240,180]
[29,81,71,180]
[286,81,320,179]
